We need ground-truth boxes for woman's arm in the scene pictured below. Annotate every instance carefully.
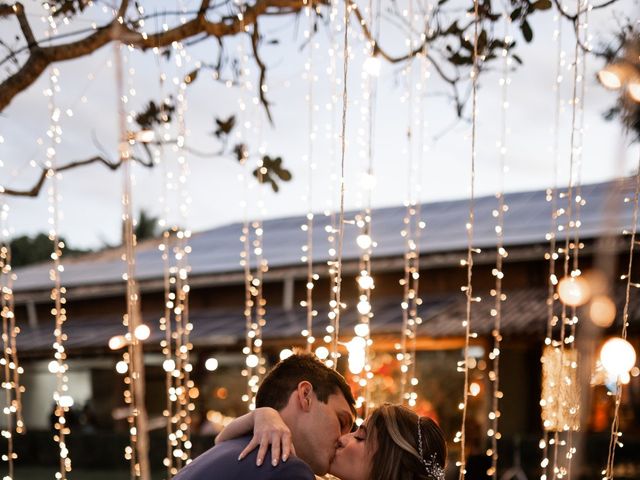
[214,407,295,466]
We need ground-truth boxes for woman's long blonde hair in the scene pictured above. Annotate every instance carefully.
[367,404,446,480]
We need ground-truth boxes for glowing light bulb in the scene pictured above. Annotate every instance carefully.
[205,358,218,371]
[116,360,128,374]
[315,346,329,360]
[557,276,591,307]
[628,81,640,103]
[363,56,381,77]
[597,67,622,90]
[357,273,374,290]
[134,324,150,341]
[135,129,155,143]
[356,234,372,250]
[347,337,366,374]
[600,337,636,377]
[48,360,60,374]
[109,335,127,350]
[354,323,370,337]
[357,300,371,315]
[469,382,481,397]
[589,295,616,328]
[59,395,74,408]
[279,349,293,361]
[246,354,259,368]
[163,359,176,372]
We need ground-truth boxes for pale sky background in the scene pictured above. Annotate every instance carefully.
[0,0,638,249]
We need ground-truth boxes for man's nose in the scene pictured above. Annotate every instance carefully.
[336,434,350,448]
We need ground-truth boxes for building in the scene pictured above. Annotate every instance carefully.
[9,178,640,477]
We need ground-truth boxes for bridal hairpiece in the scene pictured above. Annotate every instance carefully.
[417,417,445,480]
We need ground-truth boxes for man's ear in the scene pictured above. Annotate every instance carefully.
[295,380,314,412]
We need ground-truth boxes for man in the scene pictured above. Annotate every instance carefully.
[174,353,356,479]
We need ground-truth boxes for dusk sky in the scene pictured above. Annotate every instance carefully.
[0,0,638,249]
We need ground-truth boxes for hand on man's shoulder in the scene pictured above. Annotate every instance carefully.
[174,436,314,480]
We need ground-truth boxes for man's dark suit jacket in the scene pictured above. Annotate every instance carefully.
[173,435,315,480]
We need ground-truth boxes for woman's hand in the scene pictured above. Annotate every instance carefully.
[238,407,295,467]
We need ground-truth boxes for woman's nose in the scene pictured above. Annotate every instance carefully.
[336,433,351,449]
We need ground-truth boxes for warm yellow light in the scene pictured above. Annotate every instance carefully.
[589,295,616,328]
[597,67,622,90]
[59,395,74,408]
[246,354,259,368]
[279,349,293,361]
[108,335,127,350]
[163,359,176,372]
[357,300,371,315]
[600,337,636,377]
[48,360,60,374]
[469,382,481,397]
[205,357,218,371]
[116,360,128,374]
[363,56,381,77]
[189,387,200,399]
[347,337,366,374]
[315,346,329,360]
[628,81,640,103]
[557,276,591,307]
[357,273,374,290]
[135,129,155,143]
[356,234,372,250]
[134,324,151,341]
[354,323,370,337]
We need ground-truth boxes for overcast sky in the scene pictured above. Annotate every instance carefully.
[1,0,638,249]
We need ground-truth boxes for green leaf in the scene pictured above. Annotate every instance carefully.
[520,20,533,42]
[532,0,552,9]
[184,68,199,84]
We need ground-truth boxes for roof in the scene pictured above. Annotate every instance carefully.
[15,285,640,355]
[12,178,637,293]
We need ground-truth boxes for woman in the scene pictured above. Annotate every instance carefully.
[216,403,446,480]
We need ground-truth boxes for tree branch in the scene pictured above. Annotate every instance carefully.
[0,0,316,112]
[250,21,274,124]
[1,155,153,197]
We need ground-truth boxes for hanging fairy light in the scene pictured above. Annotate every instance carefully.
[486,7,513,477]
[398,0,427,410]
[603,153,640,479]
[322,0,341,370]
[115,43,151,480]
[156,36,195,476]
[299,0,319,352]
[0,202,24,480]
[45,59,73,479]
[539,7,566,480]
[456,0,481,476]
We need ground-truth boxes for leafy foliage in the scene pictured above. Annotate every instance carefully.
[46,0,92,18]
[135,99,175,130]
[253,156,293,193]
[9,233,90,267]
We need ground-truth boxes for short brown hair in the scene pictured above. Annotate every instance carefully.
[255,352,356,415]
[367,404,446,480]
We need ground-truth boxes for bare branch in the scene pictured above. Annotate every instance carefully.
[250,21,274,124]
[0,0,317,112]
[1,155,153,197]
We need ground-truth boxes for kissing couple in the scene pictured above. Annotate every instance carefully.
[174,352,446,480]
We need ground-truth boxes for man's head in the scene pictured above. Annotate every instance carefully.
[256,352,356,475]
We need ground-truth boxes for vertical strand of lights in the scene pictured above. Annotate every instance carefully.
[603,155,640,478]
[323,0,341,369]
[565,4,590,479]
[332,0,351,370]
[46,59,72,479]
[300,0,317,352]
[457,0,481,477]
[156,43,178,479]
[115,43,151,480]
[167,38,195,471]
[398,0,423,408]
[235,3,256,409]
[487,5,512,477]
[549,3,583,478]
[352,0,380,417]
[540,9,565,480]
[0,201,24,479]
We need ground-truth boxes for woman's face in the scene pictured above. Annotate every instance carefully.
[328,424,374,480]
